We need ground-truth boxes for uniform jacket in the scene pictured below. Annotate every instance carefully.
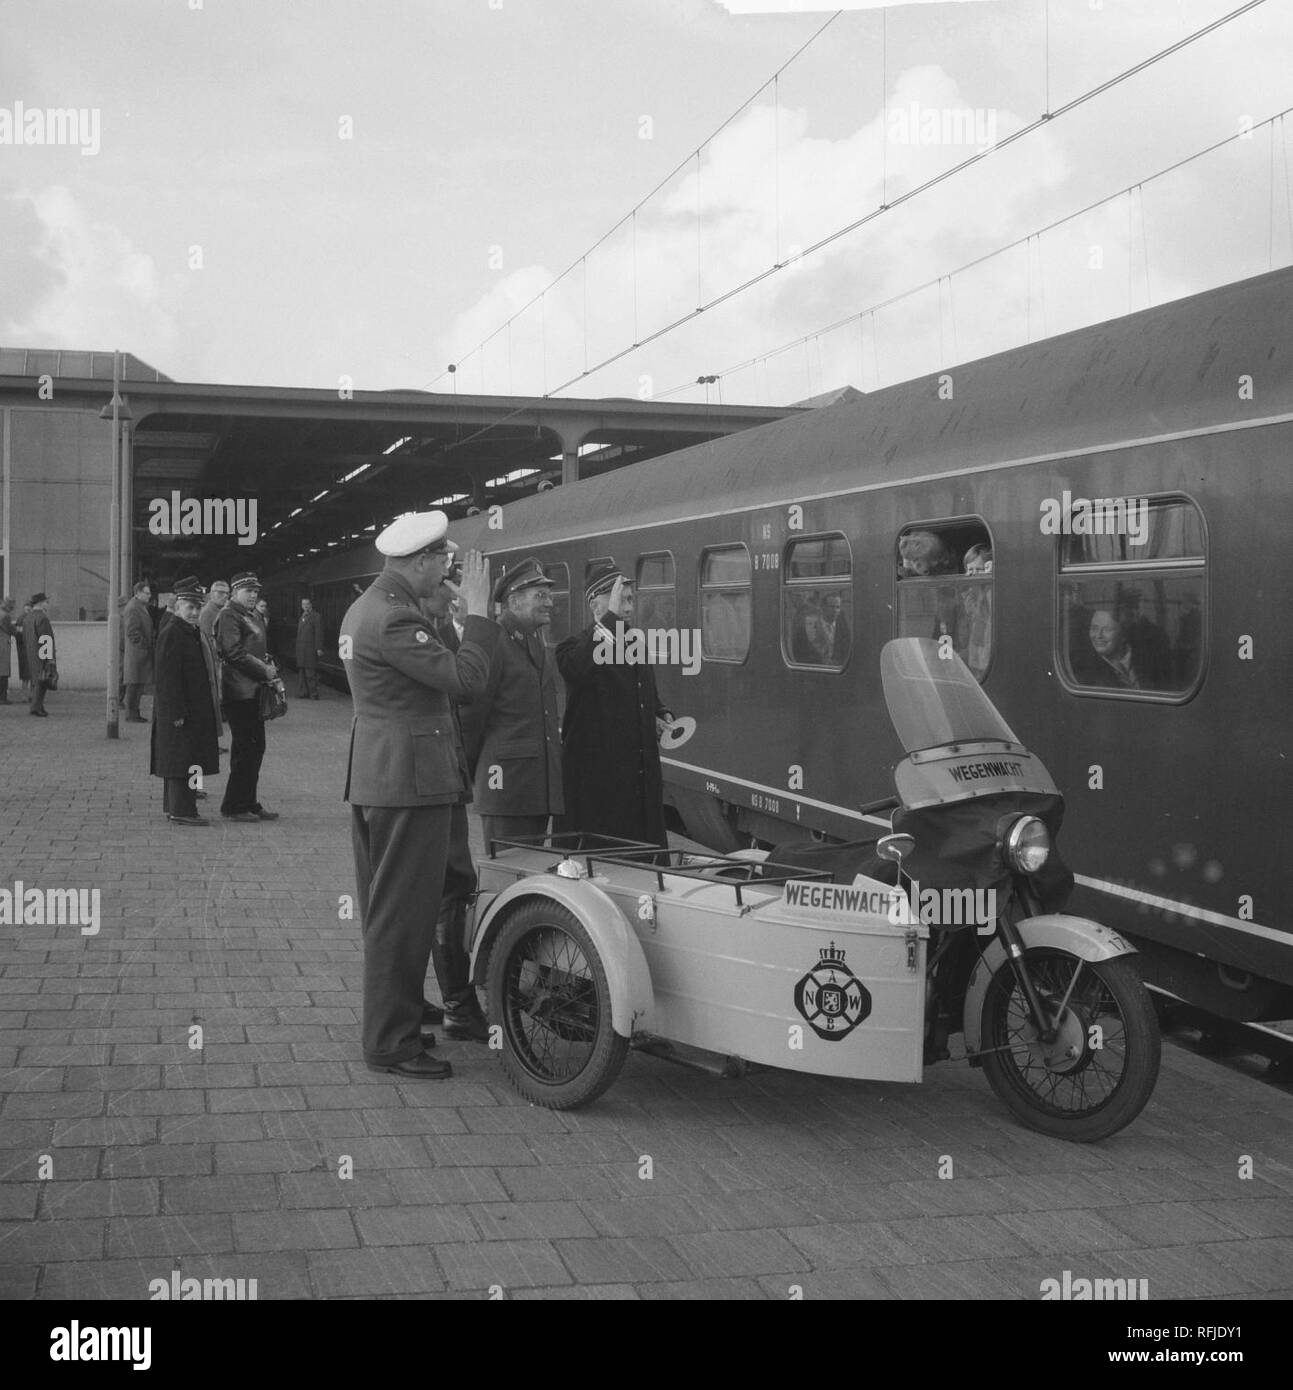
[556,616,672,846]
[339,568,494,808]
[24,610,54,678]
[123,596,155,684]
[0,613,16,679]
[459,611,563,817]
[295,610,322,669]
[150,618,220,779]
[217,601,273,703]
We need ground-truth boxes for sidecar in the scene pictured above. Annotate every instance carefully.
[466,833,929,1109]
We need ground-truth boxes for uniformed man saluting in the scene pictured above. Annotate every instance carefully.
[341,512,492,1081]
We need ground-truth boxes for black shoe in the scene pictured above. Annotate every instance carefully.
[168,814,210,827]
[422,1001,445,1026]
[443,1003,491,1043]
[252,806,279,821]
[30,709,48,717]
[366,1051,452,1080]
[125,715,147,724]
[221,810,260,822]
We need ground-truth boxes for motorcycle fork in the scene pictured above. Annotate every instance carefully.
[995,882,1059,1044]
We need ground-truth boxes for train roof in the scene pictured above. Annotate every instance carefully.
[448,265,1293,553]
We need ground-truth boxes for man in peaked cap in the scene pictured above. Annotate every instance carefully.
[459,555,563,891]
[216,572,280,821]
[24,593,55,717]
[556,562,674,846]
[151,577,221,826]
[340,511,493,1080]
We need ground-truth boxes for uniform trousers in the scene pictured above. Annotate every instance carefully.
[351,802,452,1066]
[221,698,266,814]
[432,803,479,1012]
[297,666,319,699]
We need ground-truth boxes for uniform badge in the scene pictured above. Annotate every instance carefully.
[793,940,870,1041]
[416,630,429,644]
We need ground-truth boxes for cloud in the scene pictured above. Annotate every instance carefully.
[1,186,180,360]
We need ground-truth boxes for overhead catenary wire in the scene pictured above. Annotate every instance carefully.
[651,103,1293,403]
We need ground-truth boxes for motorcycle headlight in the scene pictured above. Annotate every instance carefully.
[1004,816,1050,874]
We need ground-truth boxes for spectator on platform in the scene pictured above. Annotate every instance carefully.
[217,573,279,821]
[255,597,272,655]
[24,593,55,718]
[295,598,323,699]
[200,579,231,751]
[152,577,221,827]
[14,601,32,697]
[0,597,17,704]
[123,580,156,722]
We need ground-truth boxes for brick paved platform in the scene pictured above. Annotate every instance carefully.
[1,691,1290,1300]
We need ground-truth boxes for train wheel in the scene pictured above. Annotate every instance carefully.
[979,949,1160,1143]
[485,898,629,1110]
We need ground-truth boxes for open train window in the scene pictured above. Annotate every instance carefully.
[635,551,676,631]
[895,518,993,682]
[782,533,852,670]
[1056,494,1205,700]
[544,561,570,646]
[699,545,750,662]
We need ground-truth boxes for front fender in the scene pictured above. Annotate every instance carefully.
[962,913,1138,1057]
[469,874,653,1038]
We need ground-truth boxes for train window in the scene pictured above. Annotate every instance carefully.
[1057,495,1205,699]
[782,533,852,670]
[895,519,994,681]
[635,552,676,630]
[544,562,570,646]
[699,545,750,662]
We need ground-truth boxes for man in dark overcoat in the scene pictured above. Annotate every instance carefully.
[295,598,323,699]
[460,557,564,848]
[150,577,221,826]
[217,573,279,821]
[24,593,55,717]
[340,511,493,1080]
[556,563,674,847]
[0,596,17,703]
[123,579,156,722]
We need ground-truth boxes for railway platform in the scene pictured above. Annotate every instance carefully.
[1,690,1290,1301]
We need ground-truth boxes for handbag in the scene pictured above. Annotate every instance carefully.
[258,678,287,721]
[42,660,59,691]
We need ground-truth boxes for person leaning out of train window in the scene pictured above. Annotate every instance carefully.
[1078,607,1167,691]
[897,529,956,579]
[959,544,993,678]
[556,563,674,848]
[459,557,564,849]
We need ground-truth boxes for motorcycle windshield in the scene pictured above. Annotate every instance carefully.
[881,637,1020,753]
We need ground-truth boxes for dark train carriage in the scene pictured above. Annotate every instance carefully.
[266,266,1293,1022]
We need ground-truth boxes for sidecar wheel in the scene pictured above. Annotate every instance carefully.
[485,898,629,1110]
[979,950,1160,1143]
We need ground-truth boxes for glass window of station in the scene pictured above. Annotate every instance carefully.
[1056,494,1205,698]
[635,552,676,630]
[699,545,751,662]
[544,561,570,646]
[782,533,852,670]
[895,517,994,681]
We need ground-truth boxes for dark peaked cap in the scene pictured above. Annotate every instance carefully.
[584,562,626,604]
[172,575,206,601]
[493,556,555,605]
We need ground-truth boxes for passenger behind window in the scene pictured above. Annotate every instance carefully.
[790,595,830,664]
[819,590,850,665]
[963,543,993,574]
[1073,606,1169,691]
[898,530,956,578]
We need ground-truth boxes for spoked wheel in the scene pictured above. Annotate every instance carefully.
[485,898,629,1109]
[980,949,1160,1142]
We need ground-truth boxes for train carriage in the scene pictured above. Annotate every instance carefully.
[267,266,1293,1023]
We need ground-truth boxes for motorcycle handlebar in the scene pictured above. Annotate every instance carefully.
[859,796,900,816]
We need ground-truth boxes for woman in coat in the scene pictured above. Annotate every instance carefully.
[0,597,17,703]
[150,578,221,825]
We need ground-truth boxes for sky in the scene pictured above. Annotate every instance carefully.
[1,0,1290,405]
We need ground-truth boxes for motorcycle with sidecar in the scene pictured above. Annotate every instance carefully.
[465,637,1161,1142]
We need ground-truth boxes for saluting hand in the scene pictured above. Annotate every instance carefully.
[454,550,491,618]
[608,576,627,618]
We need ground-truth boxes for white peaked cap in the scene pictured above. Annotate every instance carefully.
[375,510,457,557]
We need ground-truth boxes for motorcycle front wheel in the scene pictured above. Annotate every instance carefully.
[979,949,1160,1142]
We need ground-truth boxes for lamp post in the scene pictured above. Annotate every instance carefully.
[100,352,132,740]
